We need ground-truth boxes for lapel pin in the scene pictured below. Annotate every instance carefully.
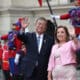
[44,40,46,43]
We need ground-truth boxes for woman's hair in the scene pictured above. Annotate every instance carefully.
[55,25,70,43]
[46,20,55,37]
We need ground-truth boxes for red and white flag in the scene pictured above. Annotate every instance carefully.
[38,0,42,7]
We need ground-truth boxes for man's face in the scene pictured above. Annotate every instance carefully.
[74,1,80,6]
[12,25,16,30]
[35,19,47,34]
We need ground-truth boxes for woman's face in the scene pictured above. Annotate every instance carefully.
[57,28,67,42]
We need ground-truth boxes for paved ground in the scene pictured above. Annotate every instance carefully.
[77,70,80,80]
[0,70,4,80]
[0,69,80,80]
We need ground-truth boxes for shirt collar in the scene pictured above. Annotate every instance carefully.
[36,33,44,38]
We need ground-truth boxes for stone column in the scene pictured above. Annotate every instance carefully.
[0,12,11,35]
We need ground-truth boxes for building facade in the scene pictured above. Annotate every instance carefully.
[0,0,74,35]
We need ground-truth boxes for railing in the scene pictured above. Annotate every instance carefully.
[45,0,74,6]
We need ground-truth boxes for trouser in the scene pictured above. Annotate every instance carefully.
[11,74,24,80]
[3,70,11,80]
[24,66,47,80]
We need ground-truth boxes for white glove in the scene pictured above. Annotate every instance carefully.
[14,54,20,65]
[77,35,80,40]
[50,15,60,19]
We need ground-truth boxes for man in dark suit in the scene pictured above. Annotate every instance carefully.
[16,17,54,80]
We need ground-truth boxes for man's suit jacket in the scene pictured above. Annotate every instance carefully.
[18,32,54,77]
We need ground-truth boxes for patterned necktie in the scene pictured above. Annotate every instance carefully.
[37,35,40,47]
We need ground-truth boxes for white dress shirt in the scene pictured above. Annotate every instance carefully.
[36,33,43,53]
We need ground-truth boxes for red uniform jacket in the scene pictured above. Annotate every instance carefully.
[60,13,80,34]
[0,45,3,60]
[2,45,9,70]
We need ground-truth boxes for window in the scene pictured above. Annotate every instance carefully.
[70,0,74,3]
[43,0,52,2]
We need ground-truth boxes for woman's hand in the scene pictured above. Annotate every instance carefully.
[71,34,79,44]
[48,71,52,80]
[48,76,52,80]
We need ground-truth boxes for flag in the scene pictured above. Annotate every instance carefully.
[38,0,42,7]
[77,0,80,2]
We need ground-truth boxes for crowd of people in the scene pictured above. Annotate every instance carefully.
[0,0,80,80]
[0,17,55,80]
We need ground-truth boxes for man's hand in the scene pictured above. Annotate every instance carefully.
[21,17,30,29]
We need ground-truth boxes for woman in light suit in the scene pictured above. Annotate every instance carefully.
[47,25,80,80]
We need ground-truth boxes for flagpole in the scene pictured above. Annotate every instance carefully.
[46,0,57,28]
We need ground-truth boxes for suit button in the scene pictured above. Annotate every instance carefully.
[35,61,38,66]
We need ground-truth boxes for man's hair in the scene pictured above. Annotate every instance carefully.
[36,17,47,23]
